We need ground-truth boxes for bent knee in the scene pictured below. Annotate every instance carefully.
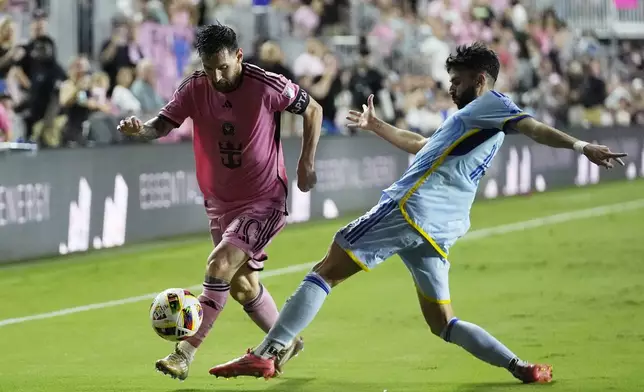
[230,274,260,303]
[418,299,454,338]
[428,315,450,337]
[206,246,247,279]
[207,255,232,277]
[312,242,362,287]
[312,262,345,288]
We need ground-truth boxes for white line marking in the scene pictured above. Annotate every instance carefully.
[463,198,644,240]
[0,263,317,328]
[1,198,643,328]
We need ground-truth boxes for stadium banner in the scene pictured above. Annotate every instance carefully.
[1,127,643,263]
[137,22,195,101]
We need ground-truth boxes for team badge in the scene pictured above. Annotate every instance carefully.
[222,122,235,136]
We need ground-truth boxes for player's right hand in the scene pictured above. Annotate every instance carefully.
[117,116,143,136]
[346,94,378,132]
[582,144,627,169]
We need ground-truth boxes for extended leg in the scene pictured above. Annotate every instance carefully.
[208,241,362,379]
[208,197,406,379]
[401,249,552,384]
[155,243,249,380]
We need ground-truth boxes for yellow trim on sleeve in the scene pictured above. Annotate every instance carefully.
[398,128,482,259]
[502,112,530,130]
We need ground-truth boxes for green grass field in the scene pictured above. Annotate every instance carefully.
[2,180,644,392]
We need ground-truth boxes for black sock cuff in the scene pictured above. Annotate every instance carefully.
[203,276,231,291]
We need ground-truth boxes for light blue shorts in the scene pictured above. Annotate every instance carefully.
[334,196,451,303]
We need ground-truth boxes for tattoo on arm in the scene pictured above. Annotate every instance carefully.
[131,116,175,141]
[132,124,165,141]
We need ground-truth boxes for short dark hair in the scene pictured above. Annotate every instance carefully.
[195,24,239,58]
[445,41,500,84]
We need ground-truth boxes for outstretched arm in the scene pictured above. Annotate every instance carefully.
[346,94,427,155]
[513,117,627,169]
[119,72,195,141]
[369,118,427,155]
[118,115,176,141]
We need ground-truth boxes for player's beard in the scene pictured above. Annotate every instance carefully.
[454,85,478,109]
[212,73,242,93]
[213,80,234,93]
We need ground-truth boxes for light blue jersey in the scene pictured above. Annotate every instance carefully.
[334,90,531,302]
[383,90,530,257]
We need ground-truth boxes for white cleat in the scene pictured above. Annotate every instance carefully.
[274,336,304,376]
[155,345,191,381]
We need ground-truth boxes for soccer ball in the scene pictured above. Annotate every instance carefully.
[150,288,203,342]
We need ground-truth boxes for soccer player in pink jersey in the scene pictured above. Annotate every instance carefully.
[117,24,323,380]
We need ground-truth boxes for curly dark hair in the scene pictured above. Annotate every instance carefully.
[195,24,239,58]
[445,41,500,84]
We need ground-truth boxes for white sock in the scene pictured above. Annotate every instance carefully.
[177,341,197,361]
[441,317,520,369]
[252,273,331,359]
[254,339,286,359]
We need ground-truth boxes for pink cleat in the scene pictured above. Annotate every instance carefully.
[209,349,276,380]
[513,363,553,384]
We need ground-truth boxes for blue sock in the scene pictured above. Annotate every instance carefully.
[441,318,522,370]
[254,272,331,358]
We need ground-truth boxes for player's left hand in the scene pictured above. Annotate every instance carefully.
[583,144,627,169]
[297,160,317,192]
[346,94,378,132]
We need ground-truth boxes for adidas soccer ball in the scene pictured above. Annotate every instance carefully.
[150,288,203,342]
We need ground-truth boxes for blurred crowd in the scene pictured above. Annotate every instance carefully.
[0,0,643,148]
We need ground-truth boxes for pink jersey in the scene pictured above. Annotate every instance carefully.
[159,63,309,213]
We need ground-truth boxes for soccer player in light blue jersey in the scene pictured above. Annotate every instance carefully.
[209,42,627,384]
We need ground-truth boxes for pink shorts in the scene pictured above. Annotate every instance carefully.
[206,200,287,271]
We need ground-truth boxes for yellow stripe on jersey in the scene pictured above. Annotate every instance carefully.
[398,128,482,260]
